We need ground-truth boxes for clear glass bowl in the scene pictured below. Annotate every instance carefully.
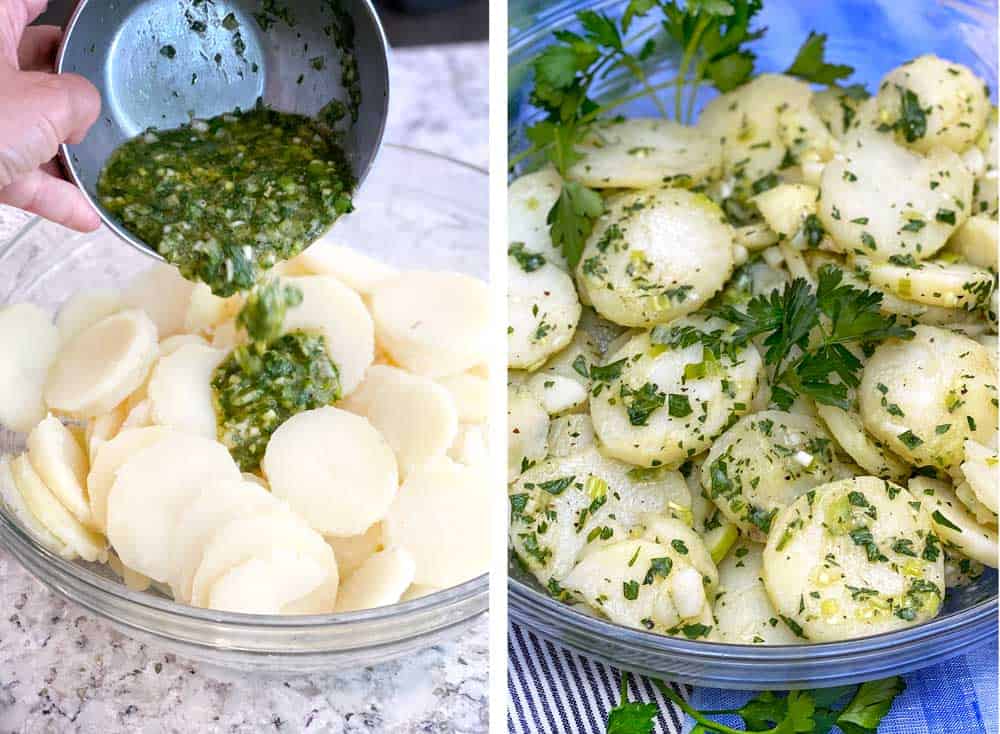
[508,0,998,689]
[0,144,488,673]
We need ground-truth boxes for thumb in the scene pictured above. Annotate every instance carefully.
[0,167,101,232]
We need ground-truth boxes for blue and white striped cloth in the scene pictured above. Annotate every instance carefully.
[508,622,999,733]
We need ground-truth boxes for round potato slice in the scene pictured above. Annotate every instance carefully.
[184,284,241,335]
[10,453,105,562]
[281,276,375,396]
[508,168,564,268]
[911,476,998,568]
[121,263,195,338]
[0,303,61,433]
[955,481,996,527]
[436,372,488,425]
[859,325,996,470]
[509,255,581,369]
[148,343,226,438]
[86,427,169,532]
[861,257,994,310]
[0,457,70,557]
[85,403,128,460]
[576,189,735,327]
[568,118,722,189]
[207,551,329,614]
[263,407,398,537]
[45,309,159,419]
[815,403,909,482]
[370,271,490,378]
[508,447,691,585]
[339,365,456,480]
[947,215,998,270]
[507,384,549,481]
[702,411,850,540]
[640,515,719,591]
[384,457,489,588]
[448,424,488,467]
[121,400,153,429]
[106,432,241,582]
[875,55,990,154]
[169,478,280,603]
[547,414,596,458]
[562,539,716,637]
[715,541,800,645]
[56,289,123,344]
[590,321,762,467]
[326,522,385,581]
[752,184,818,240]
[27,414,92,527]
[287,238,399,295]
[763,477,945,642]
[191,505,338,612]
[334,547,416,612]
[818,130,972,262]
[961,439,998,515]
[159,334,208,358]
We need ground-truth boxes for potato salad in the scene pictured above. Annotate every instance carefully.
[508,52,998,644]
[0,237,491,615]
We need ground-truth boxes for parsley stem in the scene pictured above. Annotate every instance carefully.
[674,15,710,120]
[619,671,629,702]
[652,680,748,734]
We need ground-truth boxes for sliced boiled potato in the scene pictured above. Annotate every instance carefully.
[715,541,800,645]
[169,478,280,603]
[815,403,909,482]
[640,515,719,591]
[400,584,442,601]
[763,477,945,641]
[508,168,564,267]
[384,457,489,588]
[508,384,549,481]
[436,372,488,424]
[568,118,722,189]
[45,309,159,419]
[326,522,384,580]
[184,283,240,335]
[207,551,329,614]
[334,547,416,612]
[340,365,457,480]
[861,257,994,310]
[371,271,489,378]
[811,85,866,140]
[910,476,997,568]
[10,453,105,562]
[0,456,69,557]
[191,504,338,611]
[121,263,195,338]
[105,432,240,582]
[107,553,152,592]
[211,320,239,351]
[509,447,690,585]
[85,403,128,460]
[875,55,990,154]
[961,439,998,515]
[86,427,169,532]
[546,413,596,458]
[287,238,399,295]
[955,481,996,527]
[525,373,588,416]
[752,184,818,239]
[448,424,488,466]
[0,303,61,432]
[121,399,153,429]
[702,411,850,540]
[55,289,122,344]
[859,325,996,470]
[944,549,986,588]
[819,130,972,261]
[947,215,998,270]
[576,189,734,327]
[590,320,762,467]
[263,407,398,537]
[26,414,92,527]
[147,343,226,438]
[159,333,208,357]
[281,276,375,396]
[509,255,581,370]
[562,539,716,637]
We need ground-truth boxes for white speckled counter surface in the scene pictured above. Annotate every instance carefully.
[0,41,489,734]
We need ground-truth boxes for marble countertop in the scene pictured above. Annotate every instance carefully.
[0,41,489,734]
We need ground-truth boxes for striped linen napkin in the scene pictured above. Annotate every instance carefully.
[508,622,998,733]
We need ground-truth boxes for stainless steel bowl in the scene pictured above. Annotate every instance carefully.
[56,0,390,260]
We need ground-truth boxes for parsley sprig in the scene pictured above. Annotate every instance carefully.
[605,671,905,733]
[517,0,854,269]
[713,265,913,410]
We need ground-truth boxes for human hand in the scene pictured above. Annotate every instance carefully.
[0,0,101,231]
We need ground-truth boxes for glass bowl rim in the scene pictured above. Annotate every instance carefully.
[507,0,998,656]
[0,142,488,630]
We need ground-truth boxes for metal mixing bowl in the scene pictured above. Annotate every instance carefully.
[56,0,390,260]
